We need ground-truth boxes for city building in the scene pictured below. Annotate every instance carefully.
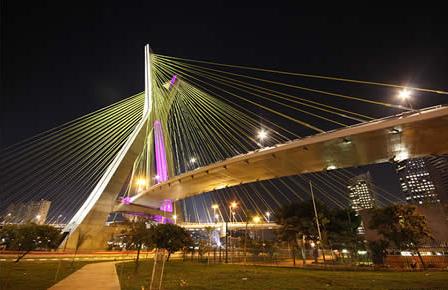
[397,155,448,204]
[3,200,51,225]
[425,155,448,203]
[347,172,376,213]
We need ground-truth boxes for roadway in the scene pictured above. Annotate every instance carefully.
[132,105,448,207]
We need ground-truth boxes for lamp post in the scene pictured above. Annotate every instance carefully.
[229,201,237,222]
[244,217,249,264]
[227,201,237,263]
[173,214,177,224]
[212,204,219,223]
[244,215,261,264]
[310,181,325,263]
[225,220,229,263]
[4,213,12,224]
[252,216,261,240]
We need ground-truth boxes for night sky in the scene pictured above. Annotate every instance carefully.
[1,3,447,219]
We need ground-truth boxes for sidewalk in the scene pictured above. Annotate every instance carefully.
[49,261,120,290]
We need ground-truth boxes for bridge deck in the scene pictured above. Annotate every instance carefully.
[133,106,448,206]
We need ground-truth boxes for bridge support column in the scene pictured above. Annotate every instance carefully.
[61,45,154,251]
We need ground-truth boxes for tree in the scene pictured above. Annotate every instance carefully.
[368,204,433,268]
[149,223,192,261]
[121,219,153,269]
[204,226,214,263]
[327,208,363,253]
[0,223,62,262]
[275,200,331,265]
[368,240,389,265]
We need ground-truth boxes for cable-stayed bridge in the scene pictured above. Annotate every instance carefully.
[1,44,447,250]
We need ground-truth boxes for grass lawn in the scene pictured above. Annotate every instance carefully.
[117,261,448,290]
[0,260,91,290]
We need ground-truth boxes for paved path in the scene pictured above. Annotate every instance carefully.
[49,261,120,290]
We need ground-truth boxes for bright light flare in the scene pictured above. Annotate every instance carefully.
[327,165,337,170]
[398,88,412,100]
[121,196,132,205]
[154,175,160,181]
[252,216,261,223]
[212,204,219,210]
[190,157,197,163]
[135,178,147,187]
[257,129,268,141]
[230,201,238,209]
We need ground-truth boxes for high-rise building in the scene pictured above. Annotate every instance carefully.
[3,200,51,225]
[396,156,448,204]
[425,155,448,203]
[347,172,376,212]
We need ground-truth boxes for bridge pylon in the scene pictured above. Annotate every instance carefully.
[61,44,178,250]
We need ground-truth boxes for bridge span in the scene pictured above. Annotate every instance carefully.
[131,105,448,208]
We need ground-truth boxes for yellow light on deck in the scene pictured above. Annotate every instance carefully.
[135,178,147,187]
[252,216,261,223]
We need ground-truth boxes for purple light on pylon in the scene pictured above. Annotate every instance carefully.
[154,120,169,183]
[121,196,132,205]
[169,75,177,88]
[154,120,173,223]
[160,199,173,212]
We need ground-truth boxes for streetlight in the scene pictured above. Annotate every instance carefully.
[398,88,411,100]
[4,213,12,224]
[172,214,177,224]
[397,88,414,110]
[244,215,261,264]
[212,204,219,223]
[252,216,262,247]
[136,177,147,186]
[257,129,268,147]
[135,177,147,191]
[265,211,271,223]
[227,201,238,263]
[229,201,238,223]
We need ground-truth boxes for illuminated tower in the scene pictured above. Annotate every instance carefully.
[153,120,173,222]
[397,156,448,204]
[347,172,376,212]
